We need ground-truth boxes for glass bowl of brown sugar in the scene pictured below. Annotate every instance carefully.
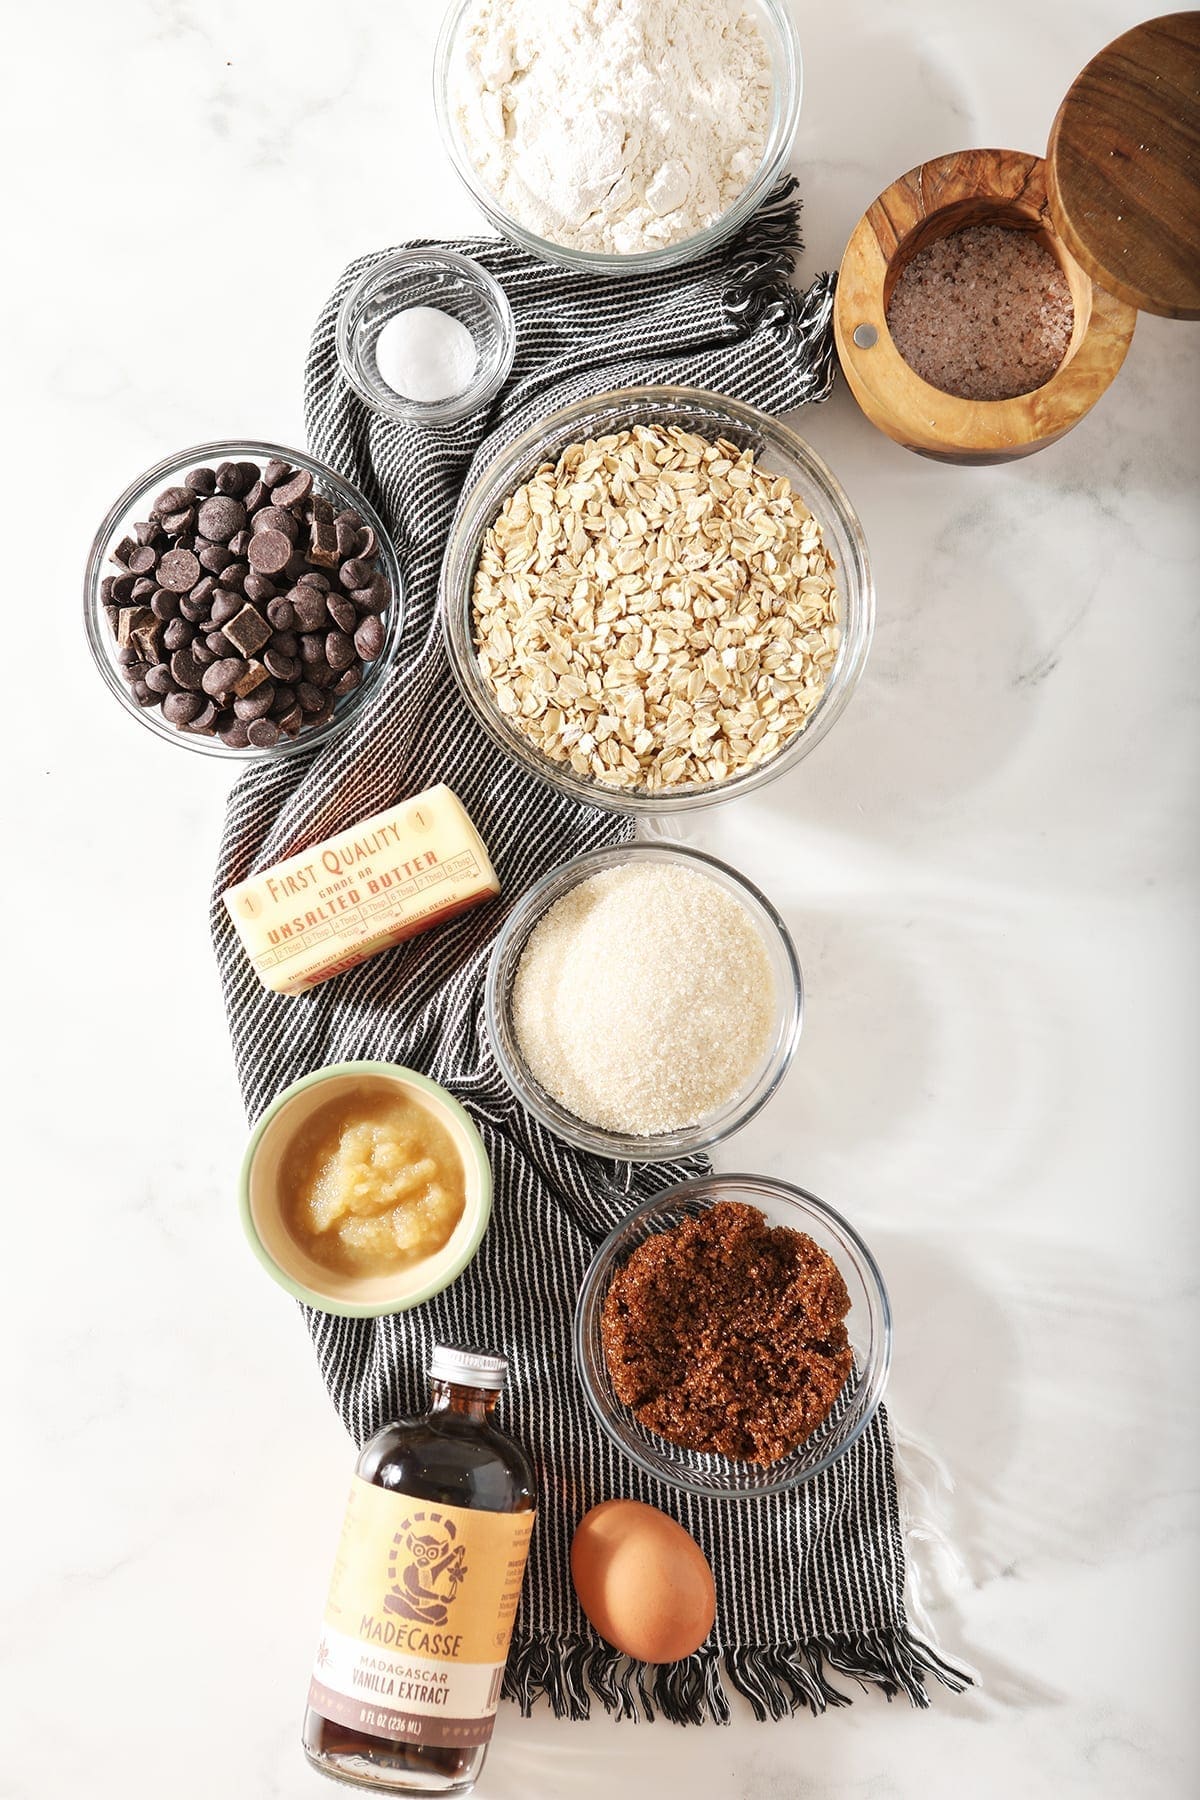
[574,1174,892,1500]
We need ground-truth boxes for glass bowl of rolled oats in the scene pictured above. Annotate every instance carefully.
[441,386,873,811]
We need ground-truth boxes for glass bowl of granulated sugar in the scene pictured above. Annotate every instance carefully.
[433,0,803,273]
[484,842,803,1162]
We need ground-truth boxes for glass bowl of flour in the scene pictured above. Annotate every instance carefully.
[433,0,803,272]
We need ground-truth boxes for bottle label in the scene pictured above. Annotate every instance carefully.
[308,1476,535,1750]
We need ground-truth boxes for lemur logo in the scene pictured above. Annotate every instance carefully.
[384,1509,469,1626]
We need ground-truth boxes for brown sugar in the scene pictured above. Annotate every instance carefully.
[600,1201,853,1465]
[886,223,1074,401]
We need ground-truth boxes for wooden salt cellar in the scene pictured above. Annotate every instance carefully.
[834,13,1200,464]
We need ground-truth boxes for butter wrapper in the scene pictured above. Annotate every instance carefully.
[223,784,499,995]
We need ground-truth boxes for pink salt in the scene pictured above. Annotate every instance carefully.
[886,223,1075,402]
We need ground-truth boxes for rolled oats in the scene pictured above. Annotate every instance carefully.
[471,425,841,792]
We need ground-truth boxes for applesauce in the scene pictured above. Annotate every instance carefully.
[281,1080,467,1276]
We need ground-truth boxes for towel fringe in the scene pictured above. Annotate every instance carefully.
[503,1629,971,1726]
[720,176,838,390]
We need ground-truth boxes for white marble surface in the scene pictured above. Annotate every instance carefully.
[4,1,1197,1795]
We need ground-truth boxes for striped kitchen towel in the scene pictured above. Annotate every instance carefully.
[212,184,967,1722]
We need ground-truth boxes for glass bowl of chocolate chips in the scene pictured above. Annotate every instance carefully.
[84,440,403,757]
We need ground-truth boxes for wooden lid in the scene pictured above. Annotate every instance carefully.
[1046,12,1200,319]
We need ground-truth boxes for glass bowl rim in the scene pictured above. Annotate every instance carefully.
[573,1171,894,1499]
[334,248,517,425]
[84,436,404,762]
[441,382,875,812]
[431,0,804,274]
[484,840,804,1163]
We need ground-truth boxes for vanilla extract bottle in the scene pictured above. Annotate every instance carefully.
[302,1346,536,1794]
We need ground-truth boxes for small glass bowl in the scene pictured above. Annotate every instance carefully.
[484,842,803,1163]
[336,249,516,425]
[433,0,803,275]
[84,439,403,760]
[575,1173,892,1500]
[442,385,874,813]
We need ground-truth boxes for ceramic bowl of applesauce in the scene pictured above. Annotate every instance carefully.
[240,1062,492,1316]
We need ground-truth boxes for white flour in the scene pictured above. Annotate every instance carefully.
[448,0,772,255]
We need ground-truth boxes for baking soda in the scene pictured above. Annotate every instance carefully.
[374,306,478,404]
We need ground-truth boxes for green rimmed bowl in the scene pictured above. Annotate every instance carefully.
[239,1061,493,1317]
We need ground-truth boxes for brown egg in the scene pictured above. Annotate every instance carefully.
[570,1499,716,1663]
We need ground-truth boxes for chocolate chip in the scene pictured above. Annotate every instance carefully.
[351,575,389,613]
[216,461,248,497]
[198,542,233,574]
[183,699,219,733]
[150,590,180,623]
[186,466,217,495]
[162,617,194,652]
[196,496,247,543]
[252,505,300,543]
[247,529,292,575]
[354,614,385,660]
[145,664,176,695]
[244,572,277,603]
[296,681,325,714]
[192,641,217,667]
[205,630,230,655]
[334,665,363,697]
[297,570,330,591]
[178,592,207,623]
[340,557,373,590]
[120,660,150,685]
[289,587,327,632]
[131,578,158,603]
[202,657,248,698]
[154,485,192,516]
[111,572,137,603]
[299,632,327,667]
[220,718,251,748]
[247,717,282,748]
[270,684,297,715]
[161,507,196,536]
[157,549,201,592]
[334,518,358,559]
[170,647,205,691]
[163,690,204,726]
[220,562,248,594]
[271,629,299,657]
[208,591,241,627]
[327,593,357,634]
[272,470,312,508]
[126,545,158,575]
[243,479,268,514]
[266,596,295,631]
[263,648,301,683]
[263,457,291,487]
[228,529,252,558]
[234,683,275,721]
[134,520,161,548]
[325,629,355,671]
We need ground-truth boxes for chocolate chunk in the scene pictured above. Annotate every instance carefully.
[354,614,385,660]
[307,495,338,567]
[334,518,359,559]
[117,605,155,650]
[196,496,247,543]
[103,604,121,639]
[272,470,312,508]
[277,704,305,737]
[233,660,270,697]
[133,620,163,663]
[246,528,292,575]
[224,604,272,658]
[158,549,201,592]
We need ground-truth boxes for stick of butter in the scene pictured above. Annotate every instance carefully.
[223,784,499,996]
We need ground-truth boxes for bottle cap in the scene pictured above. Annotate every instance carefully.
[429,1344,509,1392]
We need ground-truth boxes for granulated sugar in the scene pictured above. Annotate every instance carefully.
[511,862,776,1136]
[886,224,1074,401]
